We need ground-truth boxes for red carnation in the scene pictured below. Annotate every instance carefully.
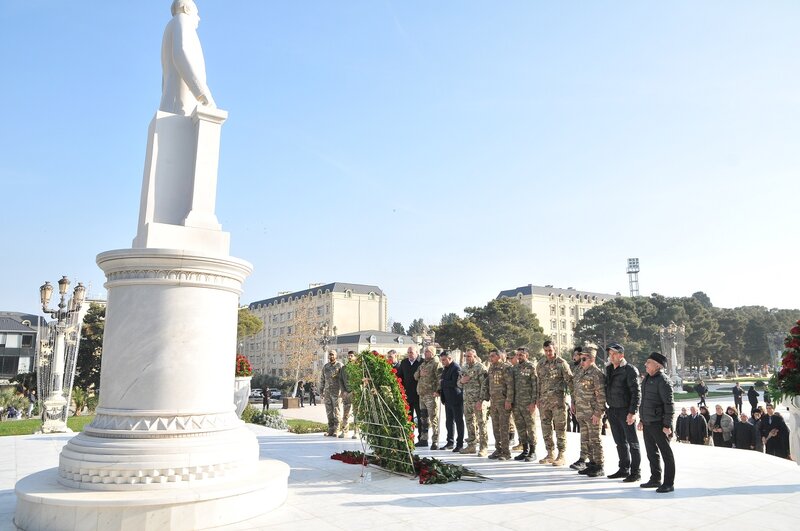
[391,368,398,374]
[791,325,800,337]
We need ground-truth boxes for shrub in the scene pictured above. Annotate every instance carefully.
[86,394,99,414]
[287,419,327,434]
[246,408,288,430]
[241,403,258,424]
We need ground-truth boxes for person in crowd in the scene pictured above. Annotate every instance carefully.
[734,413,757,450]
[638,352,675,493]
[747,385,760,416]
[751,407,764,452]
[709,404,734,448]
[511,347,539,462]
[699,405,711,424]
[386,350,400,370]
[732,382,744,416]
[397,346,422,443]
[572,345,606,477]
[487,349,514,460]
[296,379,305,407]
[567,347,582,435]
[537,340,573,466]
[338,351,356,438]
[504,350,521,450]
[459,349,489,456]
[687,406,709,445]
[675,407,689,442]
[604,342,642,483]
[26,389,36,418]
[262,388,270,411]
[436,351,464,451]
[726,406,740,431]
[320,350,344,437]
[307,381,317,406]
[695,380,708,407]
[414,346,443,449]
[760,404,791,459]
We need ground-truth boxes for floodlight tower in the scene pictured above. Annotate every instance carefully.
[627,258,640,297]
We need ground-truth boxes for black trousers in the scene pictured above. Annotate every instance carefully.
[607,407,641,472]
[642,422,675,486]
[734,397,743,415]
[443,398,465,446]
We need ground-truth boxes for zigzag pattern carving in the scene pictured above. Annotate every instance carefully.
[91,413,237,432]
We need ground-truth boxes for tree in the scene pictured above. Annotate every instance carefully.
[278,296,323,394]
[407,318,429,337]
[440,313,459,325]
[691,291,713,309]
[432,317,494,357]
[464,298,546,352]
[390,322,406,335]
[237,307,264,343]
[75,303,105,392]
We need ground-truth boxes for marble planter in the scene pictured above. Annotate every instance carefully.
[784,395,800,466]
[233,376,251,418]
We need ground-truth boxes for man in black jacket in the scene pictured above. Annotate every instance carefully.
[734,413,757,450]
[732,382,744,416]
[604,343,642,483]
[675,408,689,442]
[436,351,464,451]
[687,406,709,445]
[397,346,422,443]
[638,352,675,493]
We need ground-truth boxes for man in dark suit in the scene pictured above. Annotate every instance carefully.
[436,351,464,452]
[397,346,422,442]
[732,382,744,416]
[687,406,709,445]
[675,408,689,442]
[638,352,675,493]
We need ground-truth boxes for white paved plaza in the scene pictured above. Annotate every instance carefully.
[1,400,797,531]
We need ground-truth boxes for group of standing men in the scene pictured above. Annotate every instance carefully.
[319,340,676,493]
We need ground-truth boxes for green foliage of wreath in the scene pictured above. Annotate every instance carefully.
[345,350,416,474]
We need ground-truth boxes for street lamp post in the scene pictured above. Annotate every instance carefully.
[659,321,685,387]
[39,276,85,433]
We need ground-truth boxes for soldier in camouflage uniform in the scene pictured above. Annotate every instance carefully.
[511,347,539,462]
[414,346,443,449]
[504,351,521,450]
[339,351,357,438]
[488,349,515,460]
[320,350,344,436]
[572,345,606,477]
[459,349,489,456]
[537,340,574,466]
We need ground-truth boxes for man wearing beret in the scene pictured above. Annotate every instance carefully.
[638,352,676,493]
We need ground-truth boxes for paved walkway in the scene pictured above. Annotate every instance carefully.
[1,416,798,530]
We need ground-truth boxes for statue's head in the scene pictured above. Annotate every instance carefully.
[171,0,199,17]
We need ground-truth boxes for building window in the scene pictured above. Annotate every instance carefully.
[569,307,575,316]
[551,319,557,330]
[21,335,33,348]
[561,334,567,344]
[550,305,556,316]
[326,304,330,314]
[561,320,566,330]
[369,292,376,300]
[317,306,323,316]
[345,290,352,298]
[560,306,565,316]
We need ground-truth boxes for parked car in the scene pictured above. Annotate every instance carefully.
[269,390,282,400]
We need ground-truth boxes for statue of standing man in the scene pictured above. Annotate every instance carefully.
[160,0,216,115]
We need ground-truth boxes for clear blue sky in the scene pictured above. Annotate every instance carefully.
[1,1,798,327]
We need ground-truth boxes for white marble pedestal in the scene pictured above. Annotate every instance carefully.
[15,460,289,530]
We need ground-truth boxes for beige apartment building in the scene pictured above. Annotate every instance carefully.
[243,282,388,375]
[497,284,618,354]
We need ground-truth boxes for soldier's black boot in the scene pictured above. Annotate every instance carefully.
[570,458,588,471]
[514,444,529,461]
[587,465,605,477]
[578,462,595,475]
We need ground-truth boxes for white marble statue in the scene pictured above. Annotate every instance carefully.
[160,0,215,115]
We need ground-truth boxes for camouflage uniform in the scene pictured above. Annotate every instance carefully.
[573,362,606,471]
[339,361,354,437]
[512,358,539,458]
[461,359,489,454]
[488,360,515,459]
[537,355,573,463]
[320,360,344,436]
[414,356,443,446]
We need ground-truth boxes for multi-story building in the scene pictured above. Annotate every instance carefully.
[497,284,618,354]
[244,282,388,376]
[0,312,43,382]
